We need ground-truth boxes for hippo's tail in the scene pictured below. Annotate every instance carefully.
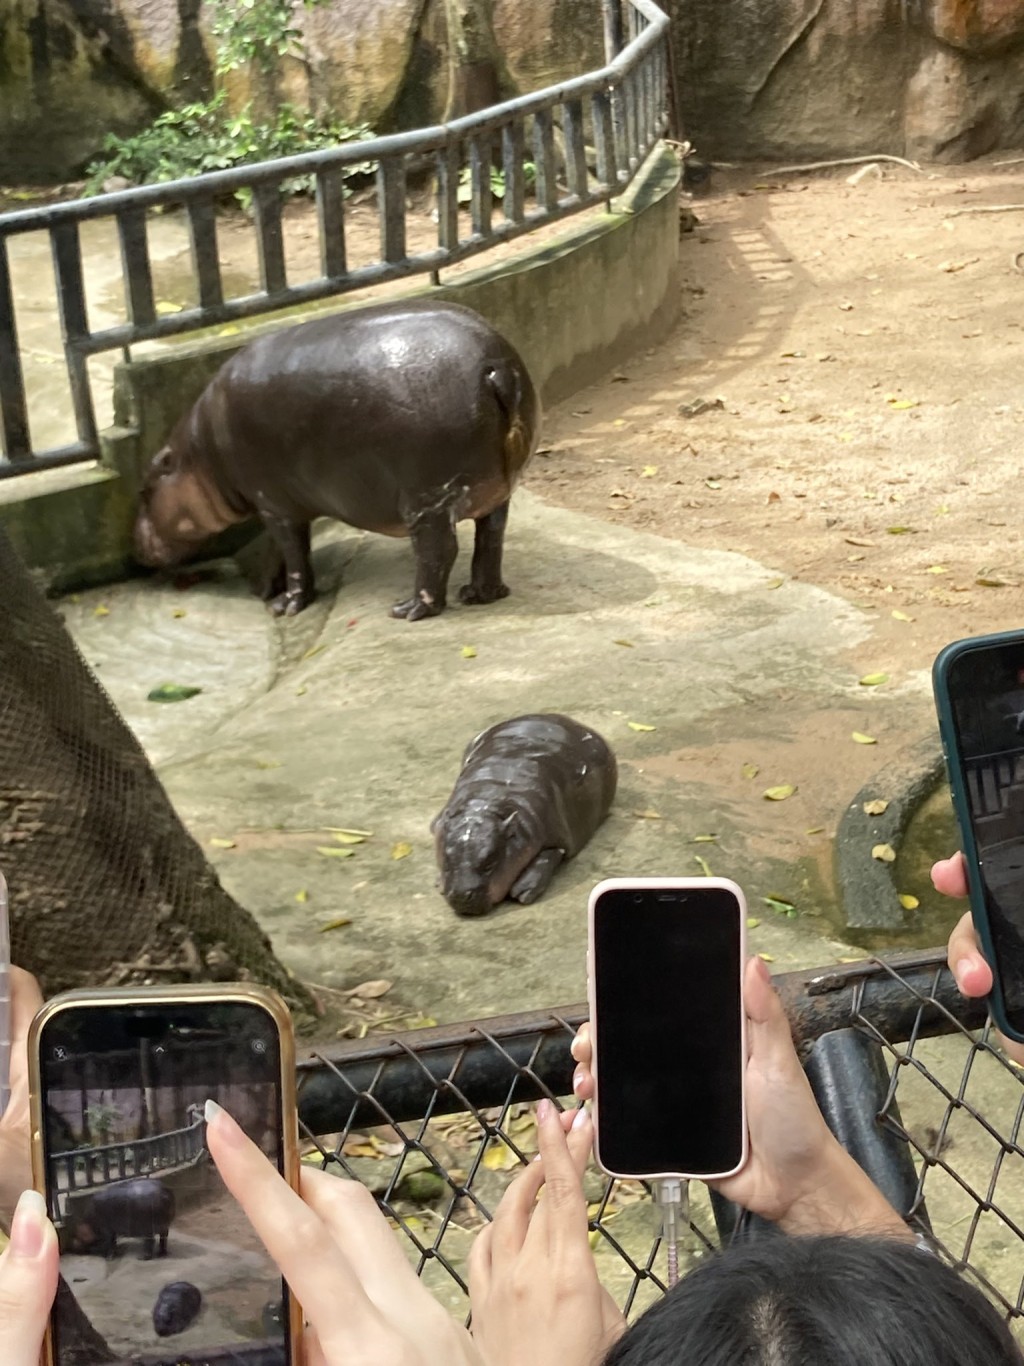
[484,361,537,480]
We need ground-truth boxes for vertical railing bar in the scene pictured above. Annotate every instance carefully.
[253,183,287,295]
[50,221,97,449]
[378,156,407,265]
[316,167,347,279]
[603,0,624,60]
[116,207,155,327]
[502,122,526,224]
[0,239,32,463]
[562,99,589,201]
[469,135,492,238]
[591,90,617,194]
[533,108,558,213]
[624,70,638,171]
[435,144,460,253]
[187,200,224,309]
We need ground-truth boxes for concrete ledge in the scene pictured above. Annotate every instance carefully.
[835,738,946,932]
[0,146,682,594]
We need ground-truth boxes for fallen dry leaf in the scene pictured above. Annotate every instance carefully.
[899,893,919,910]
[746,917,761,929]
[627,721,656,732]
[209,837,236,850]
[852,732,877,745]
[317,846,355,859]
[742,763,759,780]
[641,465,658,477]
[324,827,373,838]
[764,784,796,801]
[891,609,914,622]
[859,673,889,687]
[391,841,413,860]
[863,799,889,816]
[613,639,634,648]
[345,979,393,999]
[318,917,352,933]
[871,843,896,863]
[845,537,876,548]
[633,809,662,820]
[332,832,367,845]
[461,645,478,658]
[295,889,309,903]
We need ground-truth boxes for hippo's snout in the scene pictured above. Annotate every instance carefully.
[443,880,495,918]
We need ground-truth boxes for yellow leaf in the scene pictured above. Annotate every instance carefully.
[693,834,718,843]
[317,846,355,859]
[324,827,373,838]
[303,644,326,659]
[641,465,658,477]
[742,763,759,780]
[886,398,918,410]
[392,841,413,860]
[926,565,948,575]
[746,917,761,929]
[345,978,392,999]
[758,953,775,963]
[899,894,919,910]
[295,889,309,903]
[155,300,183,315]
[694,854,712,877]
[891,609,914,622]
[318,916,352,933]
[977,575,1014,588]
[766,578,785,589]
[612,418,627,427]
[862,799,889,816]
[633,809,662,820]
[806,826,825,835]
[859,673,889,686]
[171,608,186,619]
[209,837,236,849]
[482,1142,521,1172]
[461,645,478,658]
[764,785,796,801]
[627,721,656,732]
[94,604,110,617]
[296,686,308,696]
[332,832,367,845]
[871,843,896,863]
[613,639,634,648]
[218,323,242,335]
[851,732,877,745]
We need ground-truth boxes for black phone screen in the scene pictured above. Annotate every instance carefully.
[593,885,744,1177]
[946,641,1024,1030]
[38,1000,292,1366]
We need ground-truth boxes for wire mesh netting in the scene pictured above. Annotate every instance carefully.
[296,951,1024,1325]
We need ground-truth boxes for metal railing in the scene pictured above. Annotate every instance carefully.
[0,0,669,477]
[295,950,1024,1323]
[50,1109,206,1195]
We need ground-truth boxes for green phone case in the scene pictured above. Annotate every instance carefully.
[933,628,1024,1045]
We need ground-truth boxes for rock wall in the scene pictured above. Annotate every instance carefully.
[668,0,1024,162]
[4,0,1024,183]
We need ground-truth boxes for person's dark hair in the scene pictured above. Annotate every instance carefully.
[602,1234,1023,1365]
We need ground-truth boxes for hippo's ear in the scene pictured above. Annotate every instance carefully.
[151,446,174,476]
[429,810,442,833]
[500,811,518,832]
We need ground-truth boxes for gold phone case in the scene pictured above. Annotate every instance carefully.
[28,981,304,1366]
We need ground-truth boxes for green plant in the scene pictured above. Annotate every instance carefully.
[456,161,536,204]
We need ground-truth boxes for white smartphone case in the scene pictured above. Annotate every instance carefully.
[586,876,749,1182]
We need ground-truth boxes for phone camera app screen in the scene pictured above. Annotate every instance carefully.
[40,1002,291,1366]
[950,643,1024,1023]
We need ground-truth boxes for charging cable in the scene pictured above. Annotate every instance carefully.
[653,1178,688,1287]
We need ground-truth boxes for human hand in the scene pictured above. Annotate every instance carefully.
[932,851,1024,1065]
[0,1189,60,1366]
[204,1099,483,1366]
[571,957,908,1239]
[469,1101,624,1366]
[0,969,44,1226]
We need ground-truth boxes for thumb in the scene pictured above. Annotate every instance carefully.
[0,1191,59,1366]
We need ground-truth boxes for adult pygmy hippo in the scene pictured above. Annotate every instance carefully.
[134,300,540,620]
[68,1177,175,1260]
[433,713,617,917]
[153,1281,203,1337]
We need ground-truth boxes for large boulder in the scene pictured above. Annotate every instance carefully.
[904,41,1024,159]
[921,0,1024,54]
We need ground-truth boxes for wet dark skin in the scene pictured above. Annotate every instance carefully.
[433,714,618,917]
[133,300,540,619]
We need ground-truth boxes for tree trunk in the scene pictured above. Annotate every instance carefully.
[441,0,506,119]
[0,529,315,1023]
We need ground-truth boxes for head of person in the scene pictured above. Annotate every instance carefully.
[602,1234,1022,1366]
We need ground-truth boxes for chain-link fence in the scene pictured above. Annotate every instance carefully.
[295,948,1024,1324]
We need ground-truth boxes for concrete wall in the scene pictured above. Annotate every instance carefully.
[0,145,681,593]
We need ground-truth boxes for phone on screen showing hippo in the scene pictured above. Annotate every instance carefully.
[934,629,1024,1044]
[28,984,303,1366]
[587,878,749,1181]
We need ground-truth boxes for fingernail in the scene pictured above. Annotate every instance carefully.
[205,1098,244,1146]
[571,1106,589,1132]
[955,958,974,985]
[572,1065,586,1094]
[537,1098,552,1124]
[9,1190,47,1259]
[570,1036,582,1062]
[753,954,772,984]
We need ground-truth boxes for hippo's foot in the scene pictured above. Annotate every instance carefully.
[458,581,510,606]
[391,593,444,622]
[268,588,315,618]
[510,849,565,905]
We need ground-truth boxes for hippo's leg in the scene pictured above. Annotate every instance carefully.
[257,539,287,603]
[509,849,565,904]
[259,515,313,617]
[141,1233,154,1261]
[392,511,458,622]
[458,500,511,606]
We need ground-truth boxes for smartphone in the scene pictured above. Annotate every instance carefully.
[0,871,9,1118]
[934,629,1024,1043]
[587,877,748,1181]
[28,983,303,1366]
